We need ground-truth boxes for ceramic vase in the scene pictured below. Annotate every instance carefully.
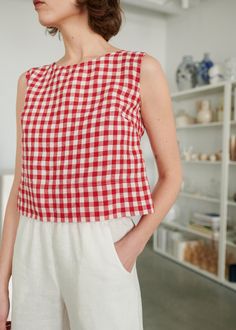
[176,55,198,91]
[196,52,214,86]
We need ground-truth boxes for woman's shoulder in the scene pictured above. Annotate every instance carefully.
[126,49,161,67]
[132,50,163,74]
[19,63,51,85]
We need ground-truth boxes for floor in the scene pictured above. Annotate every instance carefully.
[138,237,236,330]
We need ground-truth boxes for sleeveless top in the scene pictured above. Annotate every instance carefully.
[17,49,155,223]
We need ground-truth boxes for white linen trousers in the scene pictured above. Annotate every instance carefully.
[11,214,143,330]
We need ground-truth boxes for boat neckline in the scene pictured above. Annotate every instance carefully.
[51,49,127,69]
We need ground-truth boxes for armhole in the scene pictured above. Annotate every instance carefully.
[25,68,31,86]
[135,51,147,136]
[20,68,32,118]
[136,51,146,109]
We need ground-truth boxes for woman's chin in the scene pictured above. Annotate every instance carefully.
[37,16,57,27]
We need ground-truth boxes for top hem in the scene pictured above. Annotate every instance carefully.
[17,208,155,223]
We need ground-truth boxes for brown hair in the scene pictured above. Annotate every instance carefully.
[46,0,124,41]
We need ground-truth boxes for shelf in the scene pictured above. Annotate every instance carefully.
[122,0,183,15]
[181,160,221,165]
[176,120,236,130]
[227,240,236,248]
[179,191,220,203]
[179,191,236,207]
[159,221,236,249]
[154,247,236,290]
[153,246,219,282]
[160,221,219,241]
[181,160,236,165]
[223,280,236,290]
[171,80,234,101]
[228,200,236,207]
[176,121,223,130]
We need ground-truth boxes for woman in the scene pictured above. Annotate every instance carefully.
[0,0,182,329]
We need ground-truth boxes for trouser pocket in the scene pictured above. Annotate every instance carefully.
[105,217,136,276]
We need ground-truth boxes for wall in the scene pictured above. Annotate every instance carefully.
[0,1,166,188]
[166,0,236,92]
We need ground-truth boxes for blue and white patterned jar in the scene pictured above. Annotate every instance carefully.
[196,52,214,86]
[176,55,198,91]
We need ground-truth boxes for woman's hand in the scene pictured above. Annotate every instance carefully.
[0,286,10,330]
[114,228,145,273]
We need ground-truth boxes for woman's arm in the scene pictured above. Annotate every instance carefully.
[115,53,183,271]
[132,52,183,249]
[0,71,27,294]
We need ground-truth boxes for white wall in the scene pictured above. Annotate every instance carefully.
[0,1,166,186]
[166,0,236,92]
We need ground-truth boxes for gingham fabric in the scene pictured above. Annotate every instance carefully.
[17,49,155,222]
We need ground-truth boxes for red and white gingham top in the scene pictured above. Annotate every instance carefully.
[17,49,155,222]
